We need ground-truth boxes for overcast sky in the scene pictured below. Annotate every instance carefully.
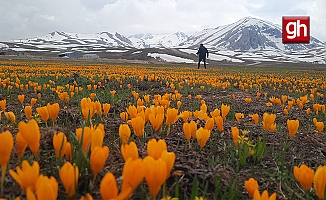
[0,0,325,42]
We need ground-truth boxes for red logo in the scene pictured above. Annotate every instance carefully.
[282,16,310,43]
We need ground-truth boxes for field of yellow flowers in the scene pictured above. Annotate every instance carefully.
[0,59,325,200]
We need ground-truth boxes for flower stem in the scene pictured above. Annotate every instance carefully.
[90,174,96,192]
[1,165,6,196]
[167,125,171,136]
[163,182,166,198]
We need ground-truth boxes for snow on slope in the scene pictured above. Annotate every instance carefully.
[0,43,9,49]
[10,48,48,52]
[129,32,188,48]
[179,49,197,54]
[183,17,324,51]
[209,54,244,62]
[147,53,195,63]
[106,49,128,52]
[12,31,134,48]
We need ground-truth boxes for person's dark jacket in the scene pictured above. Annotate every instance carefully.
[197,45,209,58]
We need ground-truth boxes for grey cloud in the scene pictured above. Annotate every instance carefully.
[79,0,118,11]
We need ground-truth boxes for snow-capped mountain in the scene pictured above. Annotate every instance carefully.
[128,32,189,48]
[182,17,324,51]
[2,17,325,64]
[11,31,134,48]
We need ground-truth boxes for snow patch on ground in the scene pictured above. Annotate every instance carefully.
[106,49,128,52]
[148,53,195,63]
[209,54,231,61]
[179,49,197,54]
[132,51,142,54]
[10,48,48,52]
[237,52,265,58]
[230,58,245,62]
[208,54,244,62]
[241,57,276,62]
[216,50,238,56]
[0,43,9,49]
[81,51,101,53]
[93,47,106,50]
[71,47,88,51]
[37,44,78,49]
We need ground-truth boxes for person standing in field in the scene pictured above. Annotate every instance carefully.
[196,44,209,69]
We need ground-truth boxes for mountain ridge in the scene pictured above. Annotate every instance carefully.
[180,16,323,51]
[1,16,325,64]
[6,16,324,51]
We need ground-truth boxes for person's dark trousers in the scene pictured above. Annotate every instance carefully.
[198,57,206,69]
